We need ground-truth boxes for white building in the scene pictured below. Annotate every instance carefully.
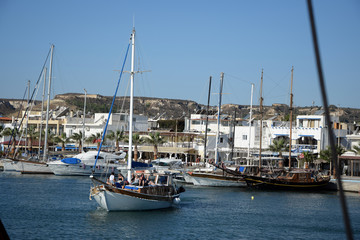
[64,113,148,140]
[185,111,348,161]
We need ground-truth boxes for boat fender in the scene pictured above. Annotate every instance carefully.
[174,197,181,205]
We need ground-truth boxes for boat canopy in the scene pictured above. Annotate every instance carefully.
[61,158,81,164]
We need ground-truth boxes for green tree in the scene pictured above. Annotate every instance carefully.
[319,145,345,176]
[106,130,125,152]
[351,144,360,155]
[2,127,20,156]
[87,132,103,151]
[125,133,145,161]
[26,125,37,153]
[299,151,315,168]
[54,132,71,151]
[145,132,166,160]
[269,138,287,159]
[71,132,83,152]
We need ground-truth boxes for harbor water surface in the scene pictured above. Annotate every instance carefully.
[1,172,359,240]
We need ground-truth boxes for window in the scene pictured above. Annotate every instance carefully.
[192,120,201,125]
[243,135,247,140]
[220,138,223,143]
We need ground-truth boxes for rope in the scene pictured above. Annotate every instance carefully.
[307,1,353,239]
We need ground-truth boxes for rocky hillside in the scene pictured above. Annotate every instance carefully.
[1,93,359,124]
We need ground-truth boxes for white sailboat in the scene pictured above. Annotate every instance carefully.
[90,28,184,211]
[12,45,55,174]
[184,73,246,187]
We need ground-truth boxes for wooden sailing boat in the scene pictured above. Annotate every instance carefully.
[90,28,184,211]
[185,73,246,187]
[244,67,331,190]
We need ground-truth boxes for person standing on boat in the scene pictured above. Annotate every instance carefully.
[108,172,115,185]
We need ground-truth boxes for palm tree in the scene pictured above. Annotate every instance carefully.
[71,132,83,152]
[0,125,4,137]
[351,144,360,155]
[269,138,287,166]
[319,145,345,176]
[88,132,102,151]
[26,125,37,154]
[125,133,145,161]
[2,127,20,156]
[300,151,315,168]
[145,132,166,160]
[106,130,125,152]
[54,133,71,151]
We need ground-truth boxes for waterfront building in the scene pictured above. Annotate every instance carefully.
[184,110,348,164]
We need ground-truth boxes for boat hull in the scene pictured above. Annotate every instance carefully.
[244,175,330,190]
[92,189,176,211]
[1,159,17,171]
[13,160,53,174]
[91,185,179,211]
[186,173,246,187]
[48,163,120,176]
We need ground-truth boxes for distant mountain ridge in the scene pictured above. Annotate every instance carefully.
[0,93,359,124]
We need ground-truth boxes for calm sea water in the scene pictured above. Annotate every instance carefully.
[0,172,359,240]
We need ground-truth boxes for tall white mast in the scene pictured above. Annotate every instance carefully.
[25,80,30,156]
[215,72,224,164]
[247,83,254,162]
[127,28,135,182]
[38,67,47,156]
[43,44,54,161]
[82,89,87,152]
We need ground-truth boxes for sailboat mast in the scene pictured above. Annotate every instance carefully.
[43,44,54,161]
[38,67,47,156]
[259,69,264,169]
[288,66,294,169]
[247,83,254,160]
[127,28,136,182]
[203,76,212,162]
[25,80,30,155]
[82,89,87,153]
[215,72,224,164]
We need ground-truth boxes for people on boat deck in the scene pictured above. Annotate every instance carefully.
[139,173,148,186]
[131,174,139,185]
[115,173,128,188]
[107,172,115,185]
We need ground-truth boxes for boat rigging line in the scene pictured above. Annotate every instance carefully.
[92,42,131,171]
[307,0,353,239]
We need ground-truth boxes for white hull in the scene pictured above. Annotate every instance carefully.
[13,160,53,174]
[185,173,246,187]
[1,159,17,171]
[92,187,178,211]
[48,162,123,176]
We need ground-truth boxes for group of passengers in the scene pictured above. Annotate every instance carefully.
[107,172,154,188]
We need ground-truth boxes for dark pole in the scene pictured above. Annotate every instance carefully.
[307,1,353,239]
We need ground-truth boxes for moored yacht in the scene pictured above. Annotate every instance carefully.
[48,151,126,176]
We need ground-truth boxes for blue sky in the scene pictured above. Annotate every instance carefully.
[0,0,359,109]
